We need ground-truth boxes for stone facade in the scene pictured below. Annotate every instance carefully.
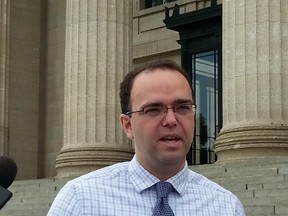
[0,0,222,179]
[0,0,43,179]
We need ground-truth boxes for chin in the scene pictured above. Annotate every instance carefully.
[162,155,185,165]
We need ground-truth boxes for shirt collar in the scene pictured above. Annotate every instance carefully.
[128,155,189,196]
[129,156,159,193]
[166,161,189,196]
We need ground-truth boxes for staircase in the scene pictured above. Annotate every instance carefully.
[0,178,71,216]
[1,157,288,216]
[192,157,288,216]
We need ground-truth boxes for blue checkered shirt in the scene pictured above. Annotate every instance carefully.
[47,156,245,215]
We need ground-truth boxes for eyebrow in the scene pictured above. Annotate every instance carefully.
[174,98,194,104]
[140,99,193,109]
[139,102,163,110]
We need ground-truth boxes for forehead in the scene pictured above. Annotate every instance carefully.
[130,69,192,106]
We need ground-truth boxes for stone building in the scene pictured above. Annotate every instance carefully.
[0,0,287,215]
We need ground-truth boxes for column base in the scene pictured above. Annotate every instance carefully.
[214,124,288,162]
[55,145,134,178]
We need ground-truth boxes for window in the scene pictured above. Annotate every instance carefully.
[164,2,222,165]
[191,50,218,164]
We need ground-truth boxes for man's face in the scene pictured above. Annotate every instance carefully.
[120,68,195,174]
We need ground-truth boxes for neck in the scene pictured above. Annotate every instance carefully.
[137,157,186,181]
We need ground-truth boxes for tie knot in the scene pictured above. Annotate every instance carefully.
[155,182,173,198]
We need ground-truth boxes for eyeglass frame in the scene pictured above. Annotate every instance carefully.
[125,103,197,118]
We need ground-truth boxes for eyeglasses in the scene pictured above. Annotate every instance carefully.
[126,103,196,118]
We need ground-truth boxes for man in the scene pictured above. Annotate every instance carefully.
[47,59,245,215]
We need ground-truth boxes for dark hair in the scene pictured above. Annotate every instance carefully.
[120,59,192,114]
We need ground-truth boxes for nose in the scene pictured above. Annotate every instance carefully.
[162,108,177,127]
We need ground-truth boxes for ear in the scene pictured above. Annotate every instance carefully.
[120,114,133,140]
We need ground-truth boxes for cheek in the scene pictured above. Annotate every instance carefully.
[131,120,159,139]
[182,119,195,136]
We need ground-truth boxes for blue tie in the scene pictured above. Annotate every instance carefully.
[152,182,175,216]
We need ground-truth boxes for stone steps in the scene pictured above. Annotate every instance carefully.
[0,207,49,216]
[1,158,288,216]
[0,178,71,216]
[192,158,288,216]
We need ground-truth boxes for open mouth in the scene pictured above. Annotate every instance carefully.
[160,136,181,143]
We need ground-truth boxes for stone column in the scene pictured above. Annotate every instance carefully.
[215,0,288,161]
[56,0,134,177]
[0,0,9,154]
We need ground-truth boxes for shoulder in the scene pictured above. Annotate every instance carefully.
[66,161,130,188]
[48,162,132,216]
[184,169,245,214]
[186,169,239,200]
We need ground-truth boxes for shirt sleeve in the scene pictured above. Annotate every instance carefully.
[235,198,245,216]
[47,181,81,216]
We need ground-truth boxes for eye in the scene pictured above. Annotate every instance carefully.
[143,106,163,116]
[175,104,192,114]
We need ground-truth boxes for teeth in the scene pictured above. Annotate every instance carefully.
[164,137,177,140]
